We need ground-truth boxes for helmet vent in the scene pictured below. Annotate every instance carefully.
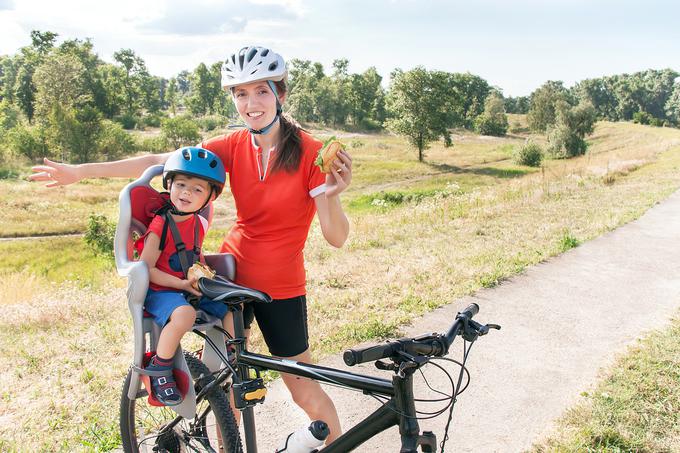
[198,150,207,159]
[261,48,269,57]
[182,149,191,160]
[209,160,218,168]
[268,62,278,71]
[246,47,258,63]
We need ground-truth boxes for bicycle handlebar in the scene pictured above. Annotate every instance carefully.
[343,303,488,367]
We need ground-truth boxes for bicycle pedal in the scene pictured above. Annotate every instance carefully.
[233,377,267,409]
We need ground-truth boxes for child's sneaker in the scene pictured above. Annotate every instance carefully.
[146,356,183,406]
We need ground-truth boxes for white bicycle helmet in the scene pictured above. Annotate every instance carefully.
[222,46,286,89]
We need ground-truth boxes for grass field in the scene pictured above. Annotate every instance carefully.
[2,120,680,451]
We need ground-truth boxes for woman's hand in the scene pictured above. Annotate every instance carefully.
[29,158,81,187]
[325,149,352,199]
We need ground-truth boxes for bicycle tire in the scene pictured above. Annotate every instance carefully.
[120,352,242,453]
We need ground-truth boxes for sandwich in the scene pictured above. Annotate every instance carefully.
[188,262,216,290]
[315,137,345,173]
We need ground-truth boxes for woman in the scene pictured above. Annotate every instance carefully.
[30,45,351,442]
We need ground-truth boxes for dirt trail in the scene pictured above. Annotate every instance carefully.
[248,190,680,452]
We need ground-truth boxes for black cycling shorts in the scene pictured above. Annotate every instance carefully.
[243,295,309,358]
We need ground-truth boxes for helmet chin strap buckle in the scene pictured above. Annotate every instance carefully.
[249,114,280,135]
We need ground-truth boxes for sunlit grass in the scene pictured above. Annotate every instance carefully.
[2,121,680,450]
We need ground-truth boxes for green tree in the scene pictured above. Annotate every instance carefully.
[113,48,148,115]
[475,93,509,136]
[166,77,179,115]
[449,73,491,128]
[547,101,597,158]
[33,53,102,163]
[161,115,200,149]
[527,81,569,132]
[385,67,453,162]
[665,83,680,125]
[186,63,213,115]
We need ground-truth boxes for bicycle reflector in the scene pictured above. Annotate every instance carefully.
[233,378,267,409]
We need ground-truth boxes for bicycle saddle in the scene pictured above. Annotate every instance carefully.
[198,276,272,304]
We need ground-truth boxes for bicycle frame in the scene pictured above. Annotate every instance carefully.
[197,305,435,453]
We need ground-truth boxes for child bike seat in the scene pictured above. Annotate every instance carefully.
[113,164,234,418]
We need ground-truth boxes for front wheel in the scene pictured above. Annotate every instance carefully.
[120,352,242,452]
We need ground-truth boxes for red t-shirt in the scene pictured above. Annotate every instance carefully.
[201,129,326,298]
[136,214,209,291]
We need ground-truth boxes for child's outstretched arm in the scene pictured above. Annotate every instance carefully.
[30,152,173,187]
[140,232,201,297]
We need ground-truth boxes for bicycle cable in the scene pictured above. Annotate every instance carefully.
[439,339,474,453]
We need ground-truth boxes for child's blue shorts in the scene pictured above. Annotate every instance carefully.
[145,289,228,327]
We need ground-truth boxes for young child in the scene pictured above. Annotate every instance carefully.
[137,146,227,406]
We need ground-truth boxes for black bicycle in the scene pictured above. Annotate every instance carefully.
[119,275,499,453]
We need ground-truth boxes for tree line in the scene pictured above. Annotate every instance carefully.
[1,30,679,167]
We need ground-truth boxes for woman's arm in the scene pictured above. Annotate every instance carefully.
[315,150,352,248]
[30,152,172,187]
[315,194,350,248]
[140,232,201,296]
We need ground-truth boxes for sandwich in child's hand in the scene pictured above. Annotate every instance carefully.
[315,137,345,173]
[188,262,216,290]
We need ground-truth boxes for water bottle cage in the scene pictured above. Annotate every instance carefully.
[233,377,267,409]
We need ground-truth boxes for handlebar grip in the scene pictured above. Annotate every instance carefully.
[343,342,397,366]
[459,303,479,319]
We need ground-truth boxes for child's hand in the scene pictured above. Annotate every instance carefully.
[181,277,202,297]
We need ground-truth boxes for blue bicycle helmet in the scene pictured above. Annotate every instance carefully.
[163,147,226,197]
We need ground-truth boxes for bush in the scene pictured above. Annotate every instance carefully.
[137,135,171,154]
[142,112,166,128]
[475,114,508,136]
[513,141,544,167]
[0,100,21,132]
[650,117,664,127]
[84,214,116,260]
[6,123,50,162]
[116,113,139,130]
[161,115,201,149]
[475,94,509,136]
[97,120,137,161]
[632,111,652,125]
[547,123,588,158]
[197,115,225,132]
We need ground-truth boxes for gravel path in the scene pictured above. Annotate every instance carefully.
[247,190,680,452]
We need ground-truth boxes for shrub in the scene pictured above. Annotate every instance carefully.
[6,123,50,162]
[161,115,201,149]
[649,117,664,127]
[97,120,137,161]
[513,142,544,167]
[197,115,225,132]
[632,111,652,125]
[547,123,588,158]
[84,214,116,260]
[137,135,171,154]
[116,113,139,130]
[142,112,166,128]
[0,100,21,132]
[475,114,509,136]
[474,94,509,136]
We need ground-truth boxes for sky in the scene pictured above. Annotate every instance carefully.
[0,0,679,96]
